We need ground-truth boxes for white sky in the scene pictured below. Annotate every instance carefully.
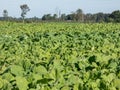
[0,0,120,18]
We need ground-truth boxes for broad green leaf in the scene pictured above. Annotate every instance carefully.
[10,65,24,76]
[33,65,47,75]
[32,73,42,81]
[68,74,80,84]
[0,64,8,74]
[22,59,31,70]
[0,78,3,89]
[53,59,61,68]
[108,62,117,69]
[109,87,116,90]
[2,79,12,90]
[114,79,120,89]
[51,87,58,90]
[107,73,115,83]
[41,85,50,90]
[16,76,28,90]
[73,84,79,90]
[61,86,70,90]
[29,89,36,90]
[90,81,98,89]
[49,69,56,80]
[2,73,14,81]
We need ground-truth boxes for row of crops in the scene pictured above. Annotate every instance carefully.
[0,22,120,90]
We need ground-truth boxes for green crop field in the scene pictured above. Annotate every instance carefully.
[0,22,120,90]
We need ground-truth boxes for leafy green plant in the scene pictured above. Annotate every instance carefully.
[0,22,120,89]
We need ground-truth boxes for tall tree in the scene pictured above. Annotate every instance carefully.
[20,4,30,22]
[60,14,66,21]
[3,10,8,20]
[85,13,93,22]
[75,9,84,22]
[53,14,58,20]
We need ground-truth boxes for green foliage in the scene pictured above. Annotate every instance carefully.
[0,22,120,89]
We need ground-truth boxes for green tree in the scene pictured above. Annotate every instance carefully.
[95,13,105,22]
[20,4,30,22]
[42,14,52,20]
[109,10,120,22]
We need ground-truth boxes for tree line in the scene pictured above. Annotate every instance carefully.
[0,4,120,23]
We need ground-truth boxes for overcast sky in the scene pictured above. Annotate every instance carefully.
[0,0,120,18]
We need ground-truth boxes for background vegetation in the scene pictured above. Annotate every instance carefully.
[1,8,120,23]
